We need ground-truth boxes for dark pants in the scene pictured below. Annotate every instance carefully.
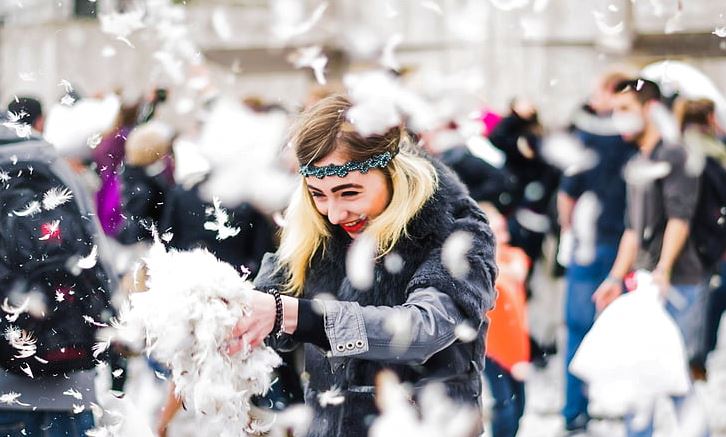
[0,410,94,437]
[704,261,726,360]
[563,242,618,426]
[484,357,525,437]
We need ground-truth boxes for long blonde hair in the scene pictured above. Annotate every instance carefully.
[278,95,438,295]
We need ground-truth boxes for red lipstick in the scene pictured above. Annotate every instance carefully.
[340,216,368,234]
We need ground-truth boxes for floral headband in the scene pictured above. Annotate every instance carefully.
[299,150,396,179]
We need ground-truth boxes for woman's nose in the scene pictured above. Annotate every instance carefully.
[327,201,348,225]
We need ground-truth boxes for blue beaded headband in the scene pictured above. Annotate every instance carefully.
[299,151,395,179]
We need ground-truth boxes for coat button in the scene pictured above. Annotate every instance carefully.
[355,340,364,348]
[336,344,345,352]
[346,342,355,350]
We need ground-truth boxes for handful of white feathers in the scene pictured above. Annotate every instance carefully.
[120,242,282,436]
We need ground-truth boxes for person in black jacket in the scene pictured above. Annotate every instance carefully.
[226,95,497,437]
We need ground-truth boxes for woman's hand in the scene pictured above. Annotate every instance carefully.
[226,290,276,355]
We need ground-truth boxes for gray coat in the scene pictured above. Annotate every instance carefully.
[254,161,497,437]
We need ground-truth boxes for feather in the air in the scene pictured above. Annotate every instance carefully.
[13,201,41,217]
[42,186,74,210]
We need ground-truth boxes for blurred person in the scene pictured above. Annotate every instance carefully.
[115,121,175,245]
[92,99,141,236]
[488,97,560,367]
[226,95,496,437]
[482,204,531,437]
[674,98,726,379]
[593,79,709,437]
[558,70,637,434]
[7,96,44,133]
[0,114,116,436]
[423,121,517,214]
[136,87,168,125]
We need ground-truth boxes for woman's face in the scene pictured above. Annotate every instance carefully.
[305,149,391,239]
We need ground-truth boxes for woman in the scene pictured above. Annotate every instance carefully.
[227,95,497,437]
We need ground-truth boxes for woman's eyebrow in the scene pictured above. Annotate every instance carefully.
[331,183,363,193]
[307,185,323,193]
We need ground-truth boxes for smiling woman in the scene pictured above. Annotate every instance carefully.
[227,94,498,437]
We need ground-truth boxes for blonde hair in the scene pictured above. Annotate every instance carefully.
[278,95,438,295]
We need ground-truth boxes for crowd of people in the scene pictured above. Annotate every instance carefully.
[0,62,724,437]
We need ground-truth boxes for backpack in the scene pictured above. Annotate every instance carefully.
[691,157,726,270]
[0,157,113,377]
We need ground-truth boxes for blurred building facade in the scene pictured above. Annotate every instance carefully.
[1,0,725,127]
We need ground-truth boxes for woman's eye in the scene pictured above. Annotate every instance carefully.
[310,192,324,198]
[341,191,359,197]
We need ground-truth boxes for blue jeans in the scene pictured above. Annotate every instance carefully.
[562,242,619,425]
[0,410,95,436]
[484,357,526,437]
[624,283,710,437]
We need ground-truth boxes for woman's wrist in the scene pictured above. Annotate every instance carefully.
[281,295,298,335]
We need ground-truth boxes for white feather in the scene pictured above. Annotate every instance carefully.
[77,245,98,270]
[0,392,30,406]
[318,386,345,407]
[2,298,29,322]
[442,231,473,279]
[346,234,376,290]
[13,201,41,217]
[19,362,33,378]
[116,242,282,434]
[63,388,83,400]
[203,197,241,241]
[42,186,74,210]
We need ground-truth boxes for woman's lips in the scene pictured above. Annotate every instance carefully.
[340,217,368,234]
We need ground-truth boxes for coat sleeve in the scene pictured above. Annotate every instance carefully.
[318,202,497,364]
[316,286,467,364]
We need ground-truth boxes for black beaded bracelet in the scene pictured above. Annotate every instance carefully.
[267,289,284,338]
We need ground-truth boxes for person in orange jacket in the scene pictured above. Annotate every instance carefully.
[482,203,531,437]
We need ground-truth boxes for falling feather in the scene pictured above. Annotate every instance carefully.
[92,338,111,359]
[42,186,74,210]
[318,387,345,407]
[83,315,109,328]
[76,245,98,270]
[63,388,83,400]
[99,9,145,40]
[713,27,726,38]
[454,322,478,343]
[60,94,76,107]
[380,33,403,71]
[58,79,73,94]
[2,298,29,322]
[13,200,41,217]
[0,392,31,407]
[4,326,37,359]
[204,197,241,240]
[346,234,376,290]
[592,11,624,35]
[273,1,328,41]
[38,220,61,241]
[289,46,328,85]
[73,404,86,414]
[0,170,10,184]
[19,362,33,378]
[442,231,473,279]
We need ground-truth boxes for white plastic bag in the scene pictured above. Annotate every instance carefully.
[569,270,690,416]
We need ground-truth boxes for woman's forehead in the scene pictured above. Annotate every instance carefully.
[305,171,368,191]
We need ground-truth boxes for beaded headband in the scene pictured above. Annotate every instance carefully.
[299,150,396,179]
